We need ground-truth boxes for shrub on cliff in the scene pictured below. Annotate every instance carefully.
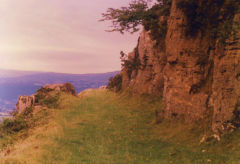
[35,87,54,103]
[41,93,60,108]
[120,50,141,78]
[1,117,28,134]
[61,83,77,95]
[107,74,123,92]
[35,83,76,104]
[0,107,34,135]
[35,86,62,108]
[0,103,50,148]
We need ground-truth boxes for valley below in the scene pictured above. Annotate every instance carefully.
[0,69,118,115]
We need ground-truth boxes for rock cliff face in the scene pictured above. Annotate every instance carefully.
[16,96,36,113]
[118,0,240,134]
[163,0,214,122]
[210,32,240,134]
[122,30,167,96]
[16,83,76,113]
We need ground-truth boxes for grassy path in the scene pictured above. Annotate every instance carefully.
[1,90,240,163]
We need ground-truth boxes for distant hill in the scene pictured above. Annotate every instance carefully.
[0,69,119,113]
[0,68,42,78]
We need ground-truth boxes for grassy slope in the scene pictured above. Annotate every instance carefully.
[1,89,240,164]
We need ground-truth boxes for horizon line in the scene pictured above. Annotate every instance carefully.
[0,67,120,76]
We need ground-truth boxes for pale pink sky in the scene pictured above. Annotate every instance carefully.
[0,0,139,74]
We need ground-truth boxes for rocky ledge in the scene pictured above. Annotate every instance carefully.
[16,83,76,113]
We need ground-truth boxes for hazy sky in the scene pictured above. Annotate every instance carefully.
[0,0,139,74]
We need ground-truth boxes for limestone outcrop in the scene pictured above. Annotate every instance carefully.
[113,0,240,135]
[16,96,36,113]
[16,83,76,113]
[44,83,77,96]
[121,29,166,96]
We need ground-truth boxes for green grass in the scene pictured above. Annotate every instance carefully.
[1,89,240,163]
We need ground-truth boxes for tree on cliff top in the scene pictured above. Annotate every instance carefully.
[100,0,172,34]
[101,0,239,44]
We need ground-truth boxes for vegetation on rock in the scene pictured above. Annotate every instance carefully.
[120,48,141,78]
[107,74,123,92]
[177,0,240,44]
[0,106,49,150]
[35,89,60,109]
[0,87,61,152]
